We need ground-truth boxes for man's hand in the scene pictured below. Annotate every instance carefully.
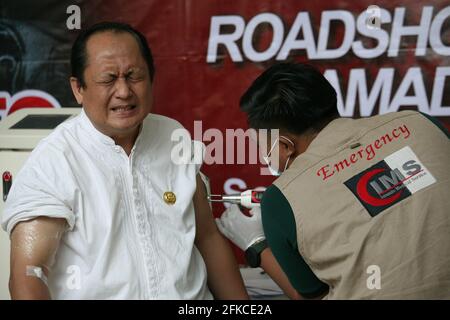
[193,174,249,300]
[215,205,265,251]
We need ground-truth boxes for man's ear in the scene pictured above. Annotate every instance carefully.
[279,137,296,157]
[70,77,84,105]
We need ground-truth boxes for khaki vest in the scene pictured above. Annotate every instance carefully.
[274,111,450,299]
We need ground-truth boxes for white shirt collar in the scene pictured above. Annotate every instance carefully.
[79,108,145,151]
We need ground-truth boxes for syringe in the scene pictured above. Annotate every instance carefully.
[208,189,264,209]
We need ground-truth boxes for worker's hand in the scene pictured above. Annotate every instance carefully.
[215,204,265,251]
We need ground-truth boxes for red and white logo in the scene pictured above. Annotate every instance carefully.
[345,146,436,217]
[0,90,61,120]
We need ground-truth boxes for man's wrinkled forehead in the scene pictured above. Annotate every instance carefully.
[84,31,144,70]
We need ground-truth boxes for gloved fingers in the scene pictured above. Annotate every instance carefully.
[219,208,232,226]
[249,206,262,217]
[226,204,243,217]
[220,205,233,220]
[215,218,231,238]
[221,204,243,224]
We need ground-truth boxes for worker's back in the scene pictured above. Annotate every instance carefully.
[274,110,450,299]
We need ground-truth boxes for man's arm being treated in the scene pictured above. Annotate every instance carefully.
[193,174,249,299]
[9,217,67,300]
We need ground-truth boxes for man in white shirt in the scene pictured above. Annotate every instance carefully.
[2,22,248,300]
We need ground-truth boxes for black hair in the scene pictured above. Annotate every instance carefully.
[70,21,155,87]
[240,63,339,135]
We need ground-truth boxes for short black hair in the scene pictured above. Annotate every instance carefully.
[240,63,338,135]
[70,21,155,87]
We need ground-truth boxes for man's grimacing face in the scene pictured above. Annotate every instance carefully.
[70,31,153,138]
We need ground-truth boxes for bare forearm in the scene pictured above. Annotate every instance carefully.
[9,217,66,300]
[10,276,51,300]
[197,232,249,300]
[260,248,302,300]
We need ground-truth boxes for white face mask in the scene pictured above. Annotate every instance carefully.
[263,136,294,176]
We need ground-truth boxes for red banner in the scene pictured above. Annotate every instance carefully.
[2,0,449,261]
